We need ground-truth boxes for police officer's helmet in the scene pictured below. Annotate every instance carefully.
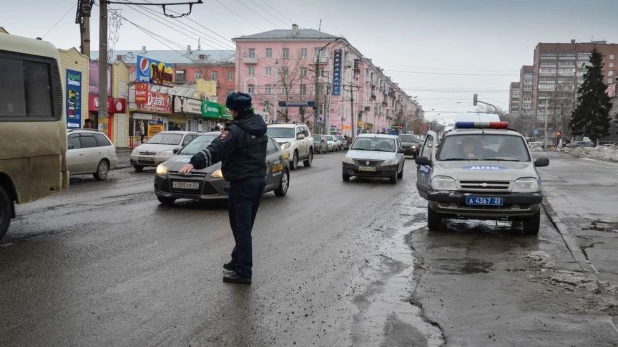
[226,92,252,110]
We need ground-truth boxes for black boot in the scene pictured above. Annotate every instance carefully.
[223,261,236,272]
[223,273,251,284]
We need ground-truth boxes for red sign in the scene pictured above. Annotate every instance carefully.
[136,91,171,113]
[88,95,127,113]
[135,83,148,103]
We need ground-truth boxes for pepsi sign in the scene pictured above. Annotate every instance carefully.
[136,55,173,86]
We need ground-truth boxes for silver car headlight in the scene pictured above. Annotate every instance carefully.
[280,142,290,150]
[382,158,399,166]
[158,150,173,157]
[512,178,540,192]
[431,176,457,191]
[342,157,355,164]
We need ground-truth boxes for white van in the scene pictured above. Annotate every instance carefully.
[0,34,69,239]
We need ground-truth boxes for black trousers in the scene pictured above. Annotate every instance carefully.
[227,178,265,278]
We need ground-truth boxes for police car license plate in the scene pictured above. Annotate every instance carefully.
[358,166,376,172]
[139,157,154,163]
[172,181,199,189]
[466,196,504,206]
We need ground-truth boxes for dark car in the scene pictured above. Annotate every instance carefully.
[313,135,328,154]
[566,141,594,148]
[154,132,290,205]
[397,134,421,158]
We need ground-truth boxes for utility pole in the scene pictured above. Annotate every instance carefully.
[544,101,549,150]
[76,0,94,56]
[274,59,279,123]
[98,0,108,127]
[344,83,359,141]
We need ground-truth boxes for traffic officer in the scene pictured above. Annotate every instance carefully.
[178,92,267,284]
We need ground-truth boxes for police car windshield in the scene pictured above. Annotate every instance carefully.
[351,137,396,152]
[178,135,217,155]
[267,127,295,138]
[147,133,183,145]
[437,134,530,162]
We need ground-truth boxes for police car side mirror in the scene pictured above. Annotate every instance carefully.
[415,156,431,166]
[173,148,181,154]
[297,134,305,140]
[534,156,549,167]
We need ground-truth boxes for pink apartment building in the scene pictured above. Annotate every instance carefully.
[233,25,421,135]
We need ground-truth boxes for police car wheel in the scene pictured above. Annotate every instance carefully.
[522,210,541,235]
[427,205,441,231]
[274,170,289,197]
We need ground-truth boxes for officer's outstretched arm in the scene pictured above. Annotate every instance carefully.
[189,129,237,170]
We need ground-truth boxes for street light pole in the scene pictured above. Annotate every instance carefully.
[274,60,279,123]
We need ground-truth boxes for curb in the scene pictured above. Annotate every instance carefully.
[542,199,598,276]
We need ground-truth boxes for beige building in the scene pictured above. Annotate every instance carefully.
[58,47,90,129]
[111,62,131,147]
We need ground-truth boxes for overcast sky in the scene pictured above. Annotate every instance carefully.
[2,0,617,124]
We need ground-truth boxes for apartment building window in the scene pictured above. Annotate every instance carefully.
[211,71,218,80]
[610,55,615,60]
[248,48,255,58]
[265,84,272,94]
[175,69,186,82]
[247,84,255,94]
[282,48,289,58]
[265,66,272,76]
[195,71,202,80]
[300,67,307,77]
[248,67,255,76]
[313,47,327,57]
[609,71,614,76]
[300,84,306,96]
[265,48,272,58]
[610,63,614,68]
[227,71,234,81]
[300,48,307,58]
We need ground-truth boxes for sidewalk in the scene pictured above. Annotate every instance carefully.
[116,148,131,169]
[538,152,618,281]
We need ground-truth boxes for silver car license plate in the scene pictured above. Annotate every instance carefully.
[172,181,199,189]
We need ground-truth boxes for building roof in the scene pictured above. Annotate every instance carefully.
[91,49,235,64]
[233,28,339,41]
[510,82,520,88]
[0,27,9,34]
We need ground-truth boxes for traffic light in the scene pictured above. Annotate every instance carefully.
[556,131,562,138]
[473,93,478,106]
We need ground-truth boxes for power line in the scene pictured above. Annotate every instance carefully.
[43,3,77,38]
[246,0,289,26]
[215,0,263,31]
[236,0,282,28]
[258,0,295,26]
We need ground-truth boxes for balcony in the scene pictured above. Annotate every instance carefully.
[313,56,328,64]
[243,56,258,64]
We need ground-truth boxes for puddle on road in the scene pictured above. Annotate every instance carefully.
[348,200,445,347]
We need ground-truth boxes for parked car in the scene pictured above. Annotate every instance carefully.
[397,133,421,158]
[266,124,313,169]
[342,134,406,184]
[154,133,290,204]
[333,135,346,151]
[313,135,328,154]
[131,131,199,171]
[528,141,544,151]
[324,135,337,152]
[566,141,594,148]
[415,121,549,235]
[66,129,118,180]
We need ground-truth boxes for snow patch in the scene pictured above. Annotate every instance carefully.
[563,147,618,163]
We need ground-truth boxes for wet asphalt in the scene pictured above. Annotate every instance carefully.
[2,151,617,346]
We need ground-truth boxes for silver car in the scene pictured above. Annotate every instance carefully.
[130,131,199,171]
[66,129,118,180]
[415,125,549,234]
[342,134,406,183]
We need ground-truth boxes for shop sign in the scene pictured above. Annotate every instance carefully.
[136,55,173,86]
[66,69,82,129]
[88,95,127,113]
[133,113,159,121]
[332,49,342,96]
[201,100,224,119]
[148,124,164,136]
[135,83,148,103]
[136,91,171,113]
[183,98,202,115]
[88,62,112,95]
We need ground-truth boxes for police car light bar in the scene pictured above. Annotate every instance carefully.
[455,121,509,129]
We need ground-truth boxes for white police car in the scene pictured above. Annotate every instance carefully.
[415,121,549,234]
